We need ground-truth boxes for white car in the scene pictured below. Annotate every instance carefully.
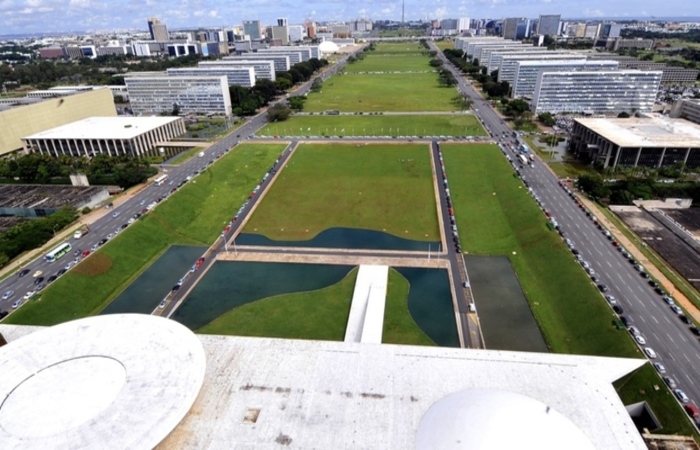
[2,290,13,300]
[23,291,35,300]
[653,362,666,374]
[12,299,22,309]
[634,335,646,345]
[644,347,657,359]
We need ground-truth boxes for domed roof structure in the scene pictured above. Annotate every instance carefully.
[319,40,340,54]
[416,388,596,450]
[0,314,205,450]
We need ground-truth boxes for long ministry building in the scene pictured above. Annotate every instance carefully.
[125,75,232,117]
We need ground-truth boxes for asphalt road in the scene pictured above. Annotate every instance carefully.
[431,41,700,424]
[0,51,359,318]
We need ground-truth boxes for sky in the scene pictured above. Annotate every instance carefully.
[0,0,699,35]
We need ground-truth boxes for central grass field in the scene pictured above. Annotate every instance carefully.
[371,42,427,53]
[244,143,440,241]
[7,143,286,326]
[344,54,433,72]
[258,114,486,137]
[442,143,698,438]
[304,72,455,112]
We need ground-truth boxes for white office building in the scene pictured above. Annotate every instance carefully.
[223,54,291,71]
[457,37,503,53]
[498,53,583,84]
[513,60,619,99]
[252,50,303,64]
[473,43,524,64]
[22,116,186,158]
[167,67,256,88]
[125,75,232,117]
[288,25,304,42]
[487,48,566,73]
[531,70,663,115]
[199,60,276,81]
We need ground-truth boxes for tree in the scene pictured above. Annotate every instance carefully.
[288,96,306,111]
[274,78,293,93]
[310,78,323,92]
[267,103,291,122]
[429,59,444,67]
[537,112,556,127]
[577,172,610,199]
[617,111,630,118]
[172,103,180,116]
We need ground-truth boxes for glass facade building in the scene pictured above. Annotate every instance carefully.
[513,60,618,99]
[125,76,232,117]
[531,70,662,115]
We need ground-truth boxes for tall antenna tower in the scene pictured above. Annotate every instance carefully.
[402,0,405,24]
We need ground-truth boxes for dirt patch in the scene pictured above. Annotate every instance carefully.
[667,208,700,237]
[72,253,112,276]
[616,209,662,233]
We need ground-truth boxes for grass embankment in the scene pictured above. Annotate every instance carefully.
[383,269,435,346]
[244,143,440,241]
[371,42,427,53]
[304,72,456,112]
[198,268,358,340]
[7,144,286,326]
[434,40,454,51]
[166,147,201,165]
[442,143,699,440]
[258,114,486,138]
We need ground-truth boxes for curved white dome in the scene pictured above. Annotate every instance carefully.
[416,388,595,450]
[318,41,339,54]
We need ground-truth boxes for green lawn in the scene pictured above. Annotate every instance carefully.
[304,72,456,112]
[197,267,357,340]
[166,147,200,165]
[344,54,433,72]
[383,269,435,346]
[7,143,286,326]
[244,143,440,241]
[548,161,590,179]
[372,42,427,53]
[434,40,454,51]
[442,143,697,440]
[258,114,486,137]
[442,143,639,357]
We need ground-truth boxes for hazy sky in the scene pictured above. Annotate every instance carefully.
[1,0,699,35]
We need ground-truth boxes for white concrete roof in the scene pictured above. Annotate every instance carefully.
[0,315,205,450]
[0,323,646,449]
[23,116,181,141]
[344,265,388,343]
[576,116,700,148]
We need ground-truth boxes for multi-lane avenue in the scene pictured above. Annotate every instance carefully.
[431,40,700,426]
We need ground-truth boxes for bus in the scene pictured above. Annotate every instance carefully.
[154,174,169,186]
[45,242,72,263]
[518,154,529,165]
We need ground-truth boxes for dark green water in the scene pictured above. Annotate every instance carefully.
[172,261,354,330]
[464,255,548,352]
[237,227,439,251]
[101,245,207,315]
[398,267,459,348]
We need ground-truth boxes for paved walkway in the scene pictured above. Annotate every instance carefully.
[579,196,700,324]
[217,250,449,269]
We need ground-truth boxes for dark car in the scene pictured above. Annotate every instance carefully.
[571,249,580,255]
[620,316,632,327]
[33,277,44,285]
[612,305,624,315]
[640,272,650,279]
[648,280,658,288]
[18,269,30,278]
[0,310,8,320]
[57,269,67,276]
[690,326,700,336]
[120,223,128,230]
[597,284,609,293]
[654,287,666,295]
[590,275,600,283]
[98,238,108,246]
[46,275,57,284]
[679,315,692,324]
[172,284,181,292]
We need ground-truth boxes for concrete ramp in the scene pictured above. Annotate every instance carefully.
[344,265,389,344]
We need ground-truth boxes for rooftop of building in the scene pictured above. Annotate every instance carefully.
[23,116,182,141]
[0,317,647,449]
[517,59,612,67]
[0,184,108,209]
[575,116,700,148]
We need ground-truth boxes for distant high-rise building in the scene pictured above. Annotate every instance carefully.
[147,17,170,42]
[288,25,304,42]
[600,23,622,38]
[537,14,560,36]
[277,18,288,27]
[271,26,289,45]
[457,18,470,32]
[503,18,530,40]
[242,20,262,40]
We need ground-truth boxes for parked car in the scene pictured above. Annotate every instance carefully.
[674,389,690,403]
[635,335,646,345]
[653,362,666,374]
[644,347,657,359]
[597,284,609,293]
[663,376,677,389]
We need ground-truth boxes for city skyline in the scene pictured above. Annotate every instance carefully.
[1,0,700,36]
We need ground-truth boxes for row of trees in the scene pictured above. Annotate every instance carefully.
[229,57,328,116]
[0,154,156,189]
[0,207,78,268]
[578,168,700,205]
[0,54,208,90]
